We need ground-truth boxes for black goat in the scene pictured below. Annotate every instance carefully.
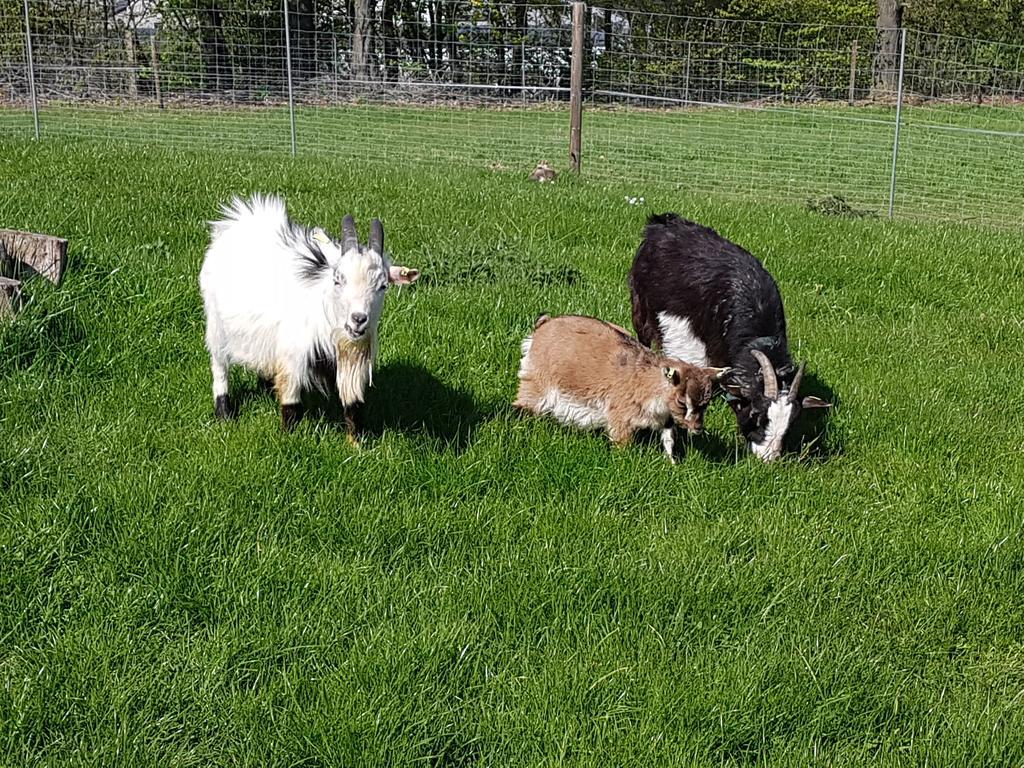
[629,213,830,461]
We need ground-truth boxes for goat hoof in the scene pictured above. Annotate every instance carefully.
[346,432,361,449]
[280,403,304,431]
[214,395,236,420]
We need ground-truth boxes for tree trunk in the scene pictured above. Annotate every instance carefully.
[874,0,903,97]
[352,0,372,83]
[382,0,399,82]
[512,2,527,94]
[293,0,315,79]
[446,0,461,83]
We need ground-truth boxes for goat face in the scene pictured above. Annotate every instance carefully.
[722,352,830,461]
[663,364,720,435]
[334,217,418,343]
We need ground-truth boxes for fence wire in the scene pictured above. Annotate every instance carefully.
[1,1,1023,227]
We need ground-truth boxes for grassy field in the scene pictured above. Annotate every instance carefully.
[2,136,1024,766]
[3,100,1024,226]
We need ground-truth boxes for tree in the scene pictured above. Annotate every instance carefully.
[351,0,371,82]
[874,0,903,95]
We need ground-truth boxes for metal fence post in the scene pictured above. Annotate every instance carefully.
[282,0,297,156]
[22,0,39,140]
[569,1,584,173]
[887,27,907,219]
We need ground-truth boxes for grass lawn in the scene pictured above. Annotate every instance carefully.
[2,136,1024,766]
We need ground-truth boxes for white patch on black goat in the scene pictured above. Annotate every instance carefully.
[749,399,796,461]
[657,312,709,366]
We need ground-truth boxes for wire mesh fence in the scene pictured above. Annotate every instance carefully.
[1,0,1023,227]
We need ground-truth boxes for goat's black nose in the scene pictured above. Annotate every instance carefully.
[350,312,368,329]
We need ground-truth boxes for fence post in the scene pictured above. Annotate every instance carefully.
[22,0,39,140]
[521,37,526,106]
[887,27,907,219]
[125,27,137,98]
[684,40,691,102]
[848,39,858,105]
[282,0,297,156]
[569,1,584,173]
[151,24,163,109]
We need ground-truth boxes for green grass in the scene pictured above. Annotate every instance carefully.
[2,136,1024,766]
[3,100,1024,225]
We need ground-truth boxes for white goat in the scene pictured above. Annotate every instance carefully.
[199,194,419,436]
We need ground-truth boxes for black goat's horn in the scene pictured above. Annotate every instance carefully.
[751,350,779,400]
[787,361,806,404]
[342,215,359,252]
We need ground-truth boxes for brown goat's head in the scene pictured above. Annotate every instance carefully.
[663,363,729,434]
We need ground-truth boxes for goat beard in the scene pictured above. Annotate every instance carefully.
[335,335,374,404]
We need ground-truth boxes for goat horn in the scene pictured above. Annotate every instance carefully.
[750,350,779,400]
[369,219,384,255]
[342,215,359,252]
[787,361,806,404]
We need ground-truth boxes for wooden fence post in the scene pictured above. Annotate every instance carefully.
[849,39,859,105]
[569,1,584,173]
[151,25,163,109]
[125,26,137,97]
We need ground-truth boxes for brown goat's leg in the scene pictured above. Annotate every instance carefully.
[275,368,303,432]
[607,420,634,448]
[512,380,541,413]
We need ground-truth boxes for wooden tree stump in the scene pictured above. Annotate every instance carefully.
[0,229,68,285]
[0,276,21,319]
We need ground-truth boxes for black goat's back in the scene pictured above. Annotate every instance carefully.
[629,213,789,369]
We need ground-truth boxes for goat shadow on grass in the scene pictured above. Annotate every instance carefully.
[632,427,740,465]
[226,364,486,453]
[358,361,486,452]
[786,370,843,463]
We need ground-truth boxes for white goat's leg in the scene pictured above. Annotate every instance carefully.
[660,426,676,464]
[275,361,304,432]
[210,354,234,420]
[204,307,236,420]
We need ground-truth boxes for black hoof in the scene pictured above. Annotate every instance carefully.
[281,403,304,432]
[257,376,274,393]
[214,395,236,420]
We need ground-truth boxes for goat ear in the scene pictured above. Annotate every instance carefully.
[801,395,831,409]
[717,369,747,397]
[704,366,730,382]
[388,265,420,285]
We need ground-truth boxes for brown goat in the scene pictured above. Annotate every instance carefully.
[514,314,727,462]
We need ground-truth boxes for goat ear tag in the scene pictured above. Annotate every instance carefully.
[312,228,331,245]
[705,366,731,381]
[662,366,673,380]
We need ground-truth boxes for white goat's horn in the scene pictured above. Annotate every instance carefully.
[751,350,779,400]
[342,215,359,252]
[787,361,806,404]
[369,219,384,255]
